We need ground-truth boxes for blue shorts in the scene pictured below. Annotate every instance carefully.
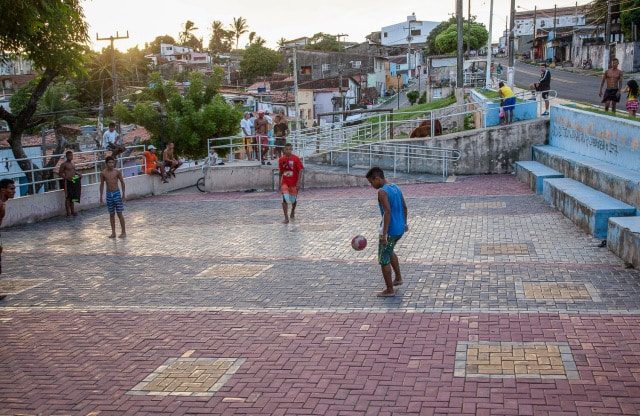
[106,190,124,214]
[378,234,402,266]
[504,96,516,111]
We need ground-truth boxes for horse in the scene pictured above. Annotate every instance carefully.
[409,119,442,138]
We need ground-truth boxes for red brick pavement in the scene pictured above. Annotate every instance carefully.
[2,174,640,415]
[3,312,640,415]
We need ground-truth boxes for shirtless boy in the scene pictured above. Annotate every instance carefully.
[99,156,126,238]
[599,58,624,113]
[58,150,82,216]
[163,142,183,178]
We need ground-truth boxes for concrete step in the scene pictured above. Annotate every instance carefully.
[543,177,637,238]
[608,216,640,269]
[515,161,563,194]
[533,145,640,210]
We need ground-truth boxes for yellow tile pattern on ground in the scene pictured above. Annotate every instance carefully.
[523,283,592,300]
[129,357,246,396]
[465,344,566,377]
[144,360,233,393]
[480,244,530,255]
[197,264,272,278]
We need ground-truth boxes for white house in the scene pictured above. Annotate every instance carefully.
[380,14,439,48]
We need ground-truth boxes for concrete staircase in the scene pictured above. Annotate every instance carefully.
[515,106,640,268]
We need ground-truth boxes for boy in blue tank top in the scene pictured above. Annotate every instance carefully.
[366,167,408,297]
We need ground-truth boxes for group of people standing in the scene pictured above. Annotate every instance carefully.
[240,110,290,165]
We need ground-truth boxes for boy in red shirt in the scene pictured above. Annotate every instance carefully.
[278,143,304,223]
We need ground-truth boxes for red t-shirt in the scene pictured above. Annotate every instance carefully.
[279,154,304,186]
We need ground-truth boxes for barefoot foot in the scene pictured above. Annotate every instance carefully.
[118,233,127,238]
[109,234,116,238]
[393,279,403,286]
[376,289,395,297]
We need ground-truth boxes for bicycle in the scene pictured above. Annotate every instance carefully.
[196,162,207,192]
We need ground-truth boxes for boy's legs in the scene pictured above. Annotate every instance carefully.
[116,212,126,237]
[390,252,402,285]
[109,213,116,238]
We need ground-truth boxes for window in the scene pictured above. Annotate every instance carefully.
[410,29,421,37]
[351,61,361,69]
[322,64,330,72]
[384,32,388,38]
[300,66,312,75]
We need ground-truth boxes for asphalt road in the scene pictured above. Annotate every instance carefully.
[377,59,606,111]
[495,58,605,106]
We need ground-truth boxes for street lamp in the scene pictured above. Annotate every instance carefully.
[417,65,422,97]
[397,74,402,110]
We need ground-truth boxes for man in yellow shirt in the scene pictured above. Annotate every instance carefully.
[498,82,516,124]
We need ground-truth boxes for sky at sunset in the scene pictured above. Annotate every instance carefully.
[83,0,587,52]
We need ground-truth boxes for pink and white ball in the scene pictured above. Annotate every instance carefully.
[351,235,367,251]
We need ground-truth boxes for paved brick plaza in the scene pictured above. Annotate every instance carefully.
[2,174,640,415]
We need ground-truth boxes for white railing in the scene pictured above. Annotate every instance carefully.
[0,146,145,197]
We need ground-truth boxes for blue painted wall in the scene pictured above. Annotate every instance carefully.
[549,106,640,171]
[470,89,538,127]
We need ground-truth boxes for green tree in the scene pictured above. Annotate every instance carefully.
[406,90,419,105]
[179,20,198,45]
[425,16,457,55]
[208,21,233,55]
[620,0,640,39]
[230,17,248,51]
[144,35,177,54]
[114,71,241,159]
[239,44,281,83]
[305,33,343,51]
[0,0,89,193]
[435,22,488,54]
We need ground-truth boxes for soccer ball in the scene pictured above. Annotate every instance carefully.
[351,235,367,251]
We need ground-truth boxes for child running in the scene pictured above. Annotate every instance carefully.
[99,156,126,238]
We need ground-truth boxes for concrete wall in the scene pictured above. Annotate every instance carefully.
[550,106,640,171]
[2,117,551,227]
[305,118,549,175]
[2,167,202,228]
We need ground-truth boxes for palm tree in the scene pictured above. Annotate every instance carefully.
[230,17,248,51]
[277,37,288,52]
[179,20,199,46]
[248,31,256,45]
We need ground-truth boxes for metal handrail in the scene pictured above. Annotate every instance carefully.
[0,146,145,197]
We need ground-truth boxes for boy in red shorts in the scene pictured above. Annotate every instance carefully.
[278,143,304,224]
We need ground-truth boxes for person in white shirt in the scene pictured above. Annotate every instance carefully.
[240,112,253,161]
[205,146,224,166]
[103,121,126,158]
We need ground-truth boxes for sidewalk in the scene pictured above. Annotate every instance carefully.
[1,174,640,415]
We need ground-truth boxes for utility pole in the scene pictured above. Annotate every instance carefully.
[604,0,612,69]
[96,31,129,106]
[553,4,557,65]
[292,48,301,132]
[507,0,515,86]
[405,15,414,72]
[467,0,471,54]
[485,0,494,88]
[532,6,537,60]
[456,0,464,89]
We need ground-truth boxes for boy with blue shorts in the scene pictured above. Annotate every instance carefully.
[366,167,408,297]
[99,156,126,238]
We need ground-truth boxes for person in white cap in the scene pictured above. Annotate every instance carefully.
[142,145,167,183]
